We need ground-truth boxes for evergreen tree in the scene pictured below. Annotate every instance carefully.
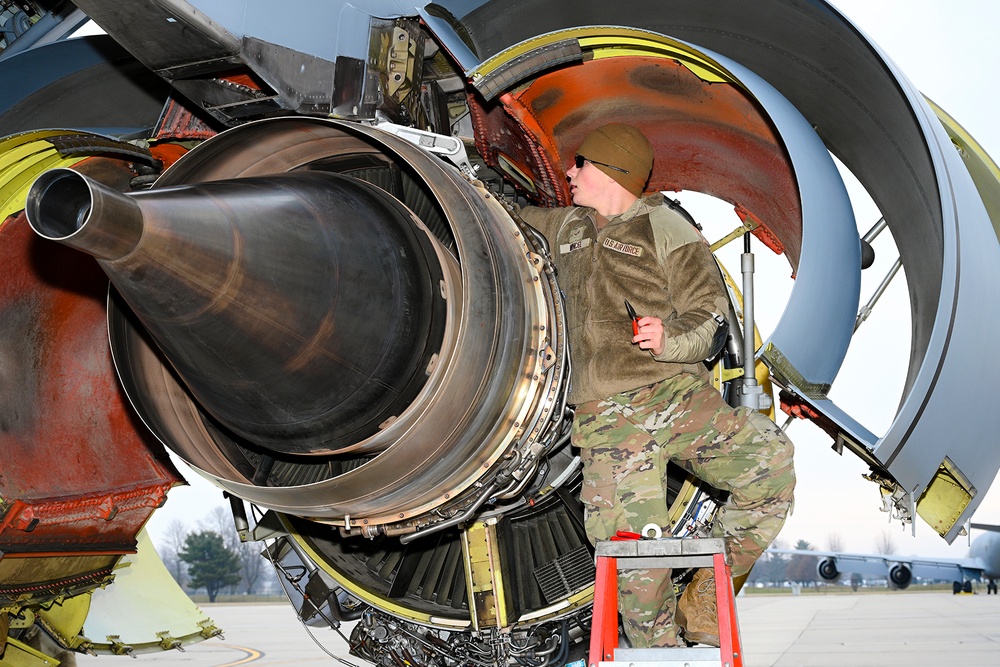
[201,505,266,594]
[179,530,241,602]
[785,539,819,585]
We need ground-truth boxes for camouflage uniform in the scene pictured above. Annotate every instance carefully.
[575,373,795,646]
[517,197,795,648]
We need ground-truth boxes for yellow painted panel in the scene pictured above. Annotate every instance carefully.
[577,35,729,83]
[83,530,221,655]
[0,637,61,666]
[0,130,78,154]
[36,594,91,650]
[916,458,976,538]
[0,151,86,221]
[0,130,90,222]
[928,98,1000,240]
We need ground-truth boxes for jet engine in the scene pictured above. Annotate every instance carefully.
[817,558,840,582]
[3,1,1000,665]
[23,117,719,662]
[889,564,913,590]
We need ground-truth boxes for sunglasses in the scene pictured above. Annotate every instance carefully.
[575,154,630,175]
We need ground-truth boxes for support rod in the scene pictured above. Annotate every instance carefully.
[862,217,888,244]
[738,232,771,410]
[741,232,757,390]
[855,257,903,331]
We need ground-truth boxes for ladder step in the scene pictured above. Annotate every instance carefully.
[602,646,724,667]
[594,537,727,570]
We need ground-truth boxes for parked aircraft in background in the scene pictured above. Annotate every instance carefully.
[770,524,1000,593]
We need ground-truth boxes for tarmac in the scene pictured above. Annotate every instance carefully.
[78,591,1000,667]
[738,591,1000,666]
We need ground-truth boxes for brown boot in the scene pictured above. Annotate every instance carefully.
[676,568,720,647]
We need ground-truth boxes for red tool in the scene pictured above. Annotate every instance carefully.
[624,299,639,336]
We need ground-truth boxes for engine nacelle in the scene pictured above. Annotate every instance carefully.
[889,564,913,589]
[26,118,572,534]
[817,558,840,581]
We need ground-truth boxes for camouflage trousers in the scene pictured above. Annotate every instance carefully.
[575,372,795,647]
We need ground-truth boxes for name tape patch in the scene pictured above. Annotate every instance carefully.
[559,237,592,254]
[602,237,643,257]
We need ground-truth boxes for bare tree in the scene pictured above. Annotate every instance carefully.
[236,538,266,594]
[875,529,897,555]
[162,519,190,588]
[201,506,239,549]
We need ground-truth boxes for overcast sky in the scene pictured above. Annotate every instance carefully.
[146,0,1000,562]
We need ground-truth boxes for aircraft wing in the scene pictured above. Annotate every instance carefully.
[768,548,988,585]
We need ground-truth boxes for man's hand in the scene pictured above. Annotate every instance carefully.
[632,316,665,356]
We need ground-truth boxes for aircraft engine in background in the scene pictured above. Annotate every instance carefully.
[817,558,841,582]
[889,564,913,590]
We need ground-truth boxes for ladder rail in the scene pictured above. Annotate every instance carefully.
[588,537,744,667]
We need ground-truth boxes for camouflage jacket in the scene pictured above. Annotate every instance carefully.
[517,194,729,404]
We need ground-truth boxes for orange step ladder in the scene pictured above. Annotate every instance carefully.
[588,536,743,667]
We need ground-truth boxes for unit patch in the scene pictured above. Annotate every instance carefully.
[602,237,643,257]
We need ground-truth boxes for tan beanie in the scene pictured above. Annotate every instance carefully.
[576,123,654,197]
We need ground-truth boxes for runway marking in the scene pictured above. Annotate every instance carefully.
[202,642,263,666]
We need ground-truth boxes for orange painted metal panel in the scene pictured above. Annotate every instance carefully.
[472,55,802,266]
[0,207,181,558]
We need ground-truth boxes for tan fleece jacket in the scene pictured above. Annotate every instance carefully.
[517,194,729,404]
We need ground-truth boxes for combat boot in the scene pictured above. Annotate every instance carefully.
[675,568,720,647]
